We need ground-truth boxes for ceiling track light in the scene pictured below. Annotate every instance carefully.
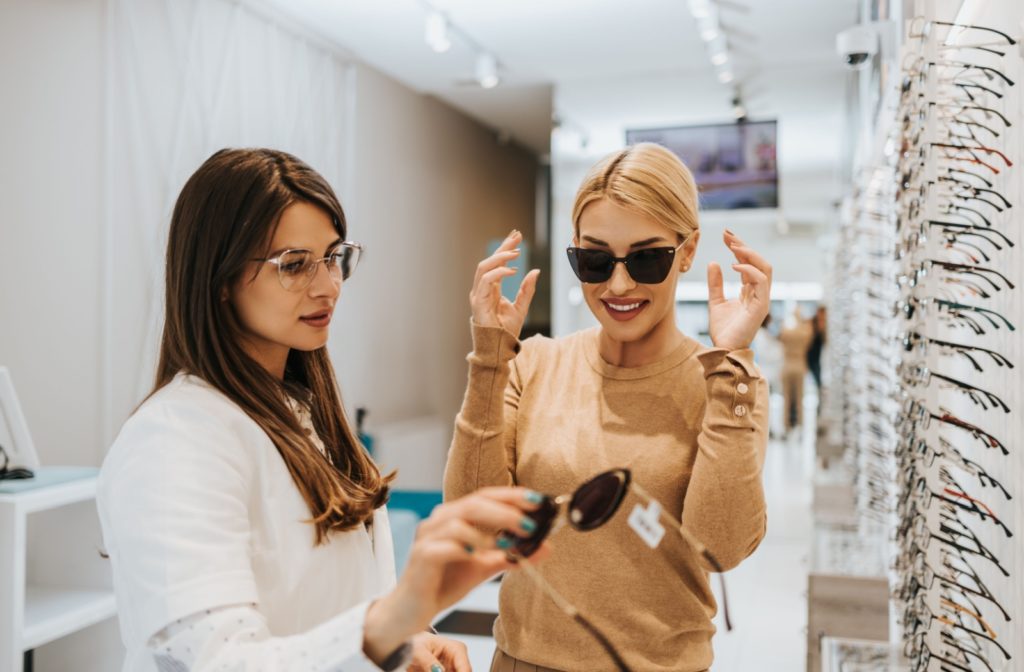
[425,11,451,53]
[475,52,500,89]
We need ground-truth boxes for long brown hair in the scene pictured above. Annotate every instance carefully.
[154,148,393,542]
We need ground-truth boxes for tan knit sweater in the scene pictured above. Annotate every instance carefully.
[443,324,768,672]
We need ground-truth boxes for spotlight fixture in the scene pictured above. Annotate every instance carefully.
[425,11,451,53]
[475,52,499,89]
[710,51,729,66]
[731,94,747,121]
[687,0,713,19]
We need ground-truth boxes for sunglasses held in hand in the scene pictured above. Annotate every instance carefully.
[498,468,732,672]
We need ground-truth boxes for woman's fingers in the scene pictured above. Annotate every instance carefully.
[725,236,772,283]
[706,262,725,304]
[472,267,518,306]
[473,230,523,283]
[473,249,520,288]
[731,263,769,288]
[513,269,541,315]
[421,493,540,541]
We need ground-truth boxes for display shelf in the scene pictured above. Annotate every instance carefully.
[0,469,98,514]
[22,585,117,650]
[0,470,115,672]
[821,636,908,672]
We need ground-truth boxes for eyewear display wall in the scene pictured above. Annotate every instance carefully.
[829,2,1023,670]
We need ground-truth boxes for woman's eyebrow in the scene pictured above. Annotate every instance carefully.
[580,235,667,248]
[628,237,666,249]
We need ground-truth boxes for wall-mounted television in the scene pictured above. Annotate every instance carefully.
[625,120,778,210]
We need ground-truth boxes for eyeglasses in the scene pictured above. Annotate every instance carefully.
[895,295,1016,334]
[903,504,1009,577]
[498,468,732,672]
[900,435,1012,501]
[566,241,686,284]
[898,360,1010,413]
[908,17,1018,49]
[898,396,1007,455]
[900,331,1014,372]
[901,590,1011,665]
[252,242,363,291]
[0,443,34,481]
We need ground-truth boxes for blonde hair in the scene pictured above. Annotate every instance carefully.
[572,142,699,241]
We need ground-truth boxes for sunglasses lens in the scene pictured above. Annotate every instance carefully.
[567,248,614,283]
[626,248,675,283]
[502,496,558,558]
[568,469,630,531]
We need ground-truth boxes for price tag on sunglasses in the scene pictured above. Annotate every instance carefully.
[628,500,665,549]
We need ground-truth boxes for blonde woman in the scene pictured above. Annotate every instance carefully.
[444,143,771,671]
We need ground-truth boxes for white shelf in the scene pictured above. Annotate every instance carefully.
[22,585,117,650]
[0,472,98,514]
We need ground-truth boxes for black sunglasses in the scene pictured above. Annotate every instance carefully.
[498,468,732,672]
[566,241,685,284]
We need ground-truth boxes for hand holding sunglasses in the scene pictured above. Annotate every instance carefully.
[496,468,733,672]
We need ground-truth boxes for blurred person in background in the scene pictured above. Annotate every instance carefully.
[751,313,784,438]
[778,306,813,438]
[445,143,771,672]
[97,148,548,672]
[806,305,827,413]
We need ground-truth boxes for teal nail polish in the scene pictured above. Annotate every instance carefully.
[520,516,537,533]
[524,490,544,504]
[496,536,513,550]
[432,665,444,672]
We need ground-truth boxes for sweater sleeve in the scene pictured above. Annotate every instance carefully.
[681,348,768,571]
[443,321,523,501]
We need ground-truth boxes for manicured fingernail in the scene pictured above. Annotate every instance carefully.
[432,665,444,672]
[525,490,545,504]
[496,536,513,549]
[725,228,735,235]
[509,229,520,238]
[464,544,474,554]
[520,516,537,533]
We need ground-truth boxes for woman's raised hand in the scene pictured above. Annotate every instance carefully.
[707,229,772,351]
[470,230,540,339]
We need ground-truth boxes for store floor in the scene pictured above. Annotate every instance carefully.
[439,392,818,671]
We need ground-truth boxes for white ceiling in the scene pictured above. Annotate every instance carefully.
[258,0,861,159]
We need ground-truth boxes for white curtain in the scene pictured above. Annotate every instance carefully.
[104,0,352,442]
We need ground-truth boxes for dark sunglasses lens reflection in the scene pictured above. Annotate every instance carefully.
[569,469,631,530]
[567,247,676,284]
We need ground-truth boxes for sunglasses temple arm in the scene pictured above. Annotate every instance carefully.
[631,482,734,631]
[514,559,631,671]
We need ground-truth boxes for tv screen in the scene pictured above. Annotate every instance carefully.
[625,120,778,210]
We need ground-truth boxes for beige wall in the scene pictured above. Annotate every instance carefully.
[334,63,537,439]
[0,2,538,472]
[0,0,105,467]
